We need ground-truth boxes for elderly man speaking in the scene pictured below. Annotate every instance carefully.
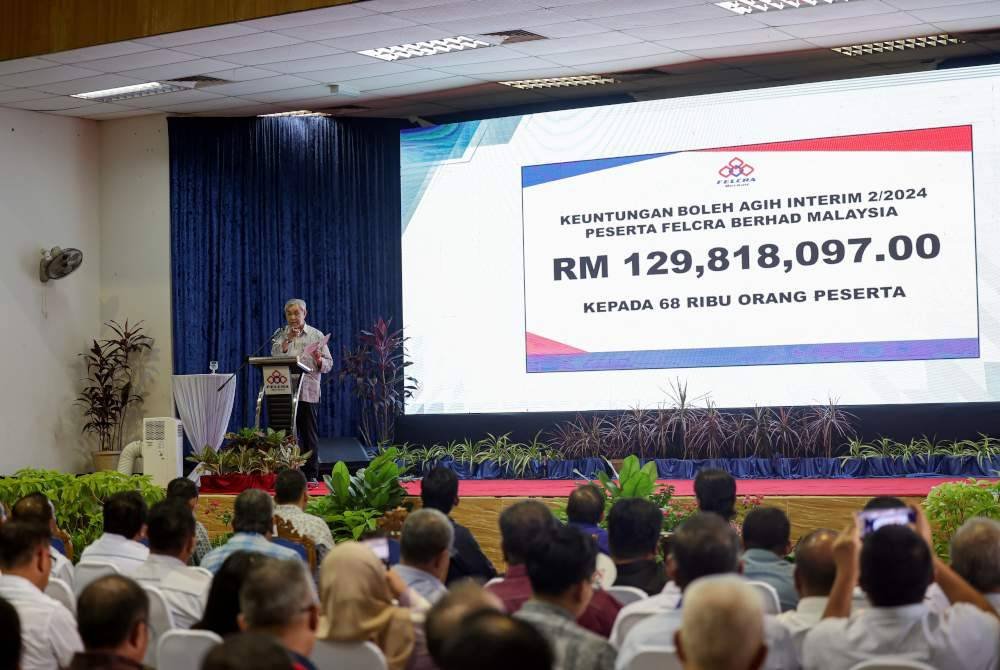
[273,298,332,481]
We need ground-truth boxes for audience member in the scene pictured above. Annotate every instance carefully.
[166,477,212,565]
[133,499,212,628]
[566,485,610,555]
[439,609,554,670]
[676,576,767,670]
[617,513,796,670]
[0,595,22,670]
[395,508,454,605]
[425,582,504,665]
[272,469,335,560]
[486,500,622,637]
[239,559,319,670]
[775,529,837,659]
[608,498,667,596]
[741,507,798,611]
[693,469,737,523]
[949,518,1000,609]
[802,509,1000,670]
[862,496,906,510]
[201,633,295,670]
[513,524,616,670]
[0,521,83,670]
[200,488,302,574]
[11,493,74,588]
[421,467,497,584]
[0,501,6,525]
[319,541,433,670]
[194,551,270,637]
[69,575,149,670]
[79,492,149,575]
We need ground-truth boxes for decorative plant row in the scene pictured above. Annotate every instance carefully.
[397,433,561,479]
[843,435,1000,466]
[187,428,311,490]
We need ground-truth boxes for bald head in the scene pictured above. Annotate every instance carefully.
[951,518,1000,594]
[676,576,766,670]
[425,582,504,664]
[794,529,838,598]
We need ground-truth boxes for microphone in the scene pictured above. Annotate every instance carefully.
[216,325,286,392]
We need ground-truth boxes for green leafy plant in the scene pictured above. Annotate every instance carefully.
[596,455,658,500]
[185,428,310,475]
[923,478,1000,559]
[311,448,408,518]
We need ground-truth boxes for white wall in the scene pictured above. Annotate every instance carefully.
[0,107,101,473]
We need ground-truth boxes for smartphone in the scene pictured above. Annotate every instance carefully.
[857,507,916,536]
[364,537,390,563]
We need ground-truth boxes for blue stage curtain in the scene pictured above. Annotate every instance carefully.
[169,117,403,445]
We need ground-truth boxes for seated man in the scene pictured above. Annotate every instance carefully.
[394,508,454,605]
[741,507,798,612]
[166,477,212,565]
[202,633,295,670]
[421,466,497,584]
[608,498,667,596]
[11,492,74,588]
[0,596,21,670]
[238,558,319,670]
[617,513,797,670]
[803,513,1000,670]
[201,489,303,574]
[425,582,504,666]
[775,529,837,660]
[69,575,149,670]
[0,521,82,670]
[439,609,553,670]
[676,576,767,670]
[79,491,149,575]
[133,499,212,628]
[513,525,617,670]
[273,469,334,562]
[950,518,1000,610]
[567,485,610,555]
[486,500,622,637]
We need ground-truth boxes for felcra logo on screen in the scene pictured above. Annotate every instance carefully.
[717,157,756,188]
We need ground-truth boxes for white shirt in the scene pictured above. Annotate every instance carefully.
[271,324,332,403]
[0,574,82,670]
[274,504,335,550]
[925,583,1000,614]
[49,548,73,589]
[609,581,681,648]
[134,554,212,629]
[802,602,1000,670]
[775,596,827,662]
[79,533,149,575]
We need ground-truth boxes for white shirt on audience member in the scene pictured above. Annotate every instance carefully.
[775,596,827,661]
[609,581,681,648]
[802,602,1000,670]
[78,532,149,575]
[924,583,1000,614]
[134,554,211,629]
[0,574,82,670]
[49,548,74,589]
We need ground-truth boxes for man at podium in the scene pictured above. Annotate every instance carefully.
[272,298,332,481]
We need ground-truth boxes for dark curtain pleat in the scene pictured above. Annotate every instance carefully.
[169,117,403,444]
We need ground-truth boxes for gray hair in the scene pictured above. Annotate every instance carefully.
[284,298,307,313]
[232,488,274,535]
[950,517,1000,593]
[240,558,316,629]
[680,576,764,670]
[401,508,454,566]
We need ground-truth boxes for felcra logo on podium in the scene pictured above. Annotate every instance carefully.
[263,367,290,395]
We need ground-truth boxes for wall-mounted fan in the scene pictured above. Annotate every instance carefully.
[39,246,83,283]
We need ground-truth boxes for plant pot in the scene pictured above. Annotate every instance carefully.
[199,474,276,494]
[92,451,122,472]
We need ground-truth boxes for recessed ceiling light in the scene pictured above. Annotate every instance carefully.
[715,0,853,15]
[499,75,618,90]
[832,34,964,56]
[70,81,192,102]
[359,36,494,62]
[257,110,331,117]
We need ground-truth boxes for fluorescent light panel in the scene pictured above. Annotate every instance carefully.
[715,0,853,15]
[257,110,331,117]
[359,36,493,62]
[832,34,964,56]
[499,75,618,90]
[70,81,190,102]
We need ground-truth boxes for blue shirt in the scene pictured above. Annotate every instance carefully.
[741,548,799,612]
[200,532,303,574]
[568,521,610,555]
[394,564,448,605]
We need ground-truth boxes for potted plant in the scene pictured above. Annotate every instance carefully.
[187,428,311,493]
[77,320,153,471]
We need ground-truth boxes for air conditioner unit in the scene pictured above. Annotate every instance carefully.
[142,417,183,487]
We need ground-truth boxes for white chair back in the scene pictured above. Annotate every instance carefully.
[311,640,388,670]
[594,553,617,590]
[142,585,177,667]
[626,647,684,670]
[45,577,76,616]
[605,585,648,606]
[74,561,120,596]
[849,659,938,670]
[156,629,222,670]
[746,581,781,615]
[613,610,655,647]
[484,577,504,588]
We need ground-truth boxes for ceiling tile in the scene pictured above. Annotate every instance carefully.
[684,38,815,60]
[275,15,420,41]
[752,0,900,26]
[0,57,59,76]
[115,89,225,109]
[361,0,466,12]
[159,97,262,113]
[133,24,261,48]
[430,9,577,35]
[215,42,343,66]
[566,51,697,73]
[531,20,612,38]
[358,75,480,97]
[36,73,146,96]
[45,41,156,64]
[201,66,286,81]
[388,0,543,23]
[297,62,418,83]
[121,58,246,82]
[4,96,97,111]
[623,16,769,41]
[238,4,376,30]
[384,45,523,67]
[242,84,339,102]
[883,0,993,8]
[596,4,734,30]
[205,75,321,96]
[0,65,103,87]
[780,12,923,38]
[435,56,559,75]
[0,88,52,103]
[544,41,669,66]
[551,0,706,20]
[351,69,458,91]
[260,52,378,74]
[504,31,641,56]
[931,15,1000,31]
[468,65,583,80]
[910,0,1000,21]
[47,102,132,116]
[81,49,200,73]
[173,32,303,58]
[86,109,160,119]
[657,28,800,52]
[318,25,459,51]
[804,24,940,47]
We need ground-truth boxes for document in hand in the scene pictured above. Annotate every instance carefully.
[303,333,330,358]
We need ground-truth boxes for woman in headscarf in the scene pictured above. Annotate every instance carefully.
[319,542,433,670]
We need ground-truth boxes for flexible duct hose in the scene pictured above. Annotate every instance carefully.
[117,441,144,474]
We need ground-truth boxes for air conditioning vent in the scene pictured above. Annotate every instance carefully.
[483,29,547,44]
[168,75,230,87]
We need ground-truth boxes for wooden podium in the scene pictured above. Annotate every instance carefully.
[248,356,313,437]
